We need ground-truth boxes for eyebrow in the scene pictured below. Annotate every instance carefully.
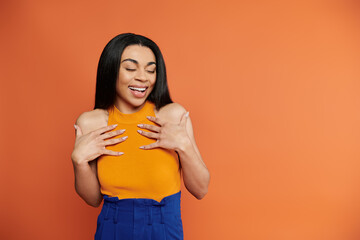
[121,58,156,66]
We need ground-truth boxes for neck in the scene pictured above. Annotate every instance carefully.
[114,99,147,114]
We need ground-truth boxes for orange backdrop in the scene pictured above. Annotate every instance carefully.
[1,0,360,239]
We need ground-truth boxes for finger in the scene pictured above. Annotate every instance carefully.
[103,136,128,145]
[101,148,124,156]
[74,124,82,137]
[139,141,159,150]
[137,124,161,132]
[180,111,189,126]
[137,130,159,139]
[146,116,164,126]
[100,129,126,140]
[93,124,118,136]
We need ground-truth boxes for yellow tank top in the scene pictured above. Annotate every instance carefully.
[97,101,181,202]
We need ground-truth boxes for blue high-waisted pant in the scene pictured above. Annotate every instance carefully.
[94,191,183,240]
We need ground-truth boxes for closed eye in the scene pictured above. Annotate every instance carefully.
[126,68,136,71]
[147,70,155,74]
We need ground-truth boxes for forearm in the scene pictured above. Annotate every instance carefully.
[72,161,103,207]
[177,141,210,200]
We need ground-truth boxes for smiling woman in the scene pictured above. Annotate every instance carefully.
[116,45,157,112]
[71,33,210,240]
[124,54,155,98]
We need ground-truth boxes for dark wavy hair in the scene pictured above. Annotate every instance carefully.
[94,33,173,110]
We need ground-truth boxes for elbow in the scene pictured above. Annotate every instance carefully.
[86,198,102,208]
[75,188,103,208]
[186,185,208,200]
[194,185,209,200]
[89,202,102,208]
[196,172,210,200]
[193,173,210,200]
[195,188,208,200]
[86,194,103,207]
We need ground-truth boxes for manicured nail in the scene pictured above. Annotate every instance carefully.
[118,152,124,155]
[112,124,118,127]
[119,129,126,133]
[121,136,128,140]
[74,124,78,130]
[137,124,143,127]
[185,112,189,117]
[139,146,145,149]
[146,116,151,120]
[137,130,143,134]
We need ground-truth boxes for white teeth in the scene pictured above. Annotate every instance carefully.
[129,86,146,92]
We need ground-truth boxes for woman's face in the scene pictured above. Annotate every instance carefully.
[116,44,156,113]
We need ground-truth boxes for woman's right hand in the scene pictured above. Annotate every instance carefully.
[71,124,127,166]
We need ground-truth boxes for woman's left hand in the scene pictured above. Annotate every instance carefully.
[137,111,190,151]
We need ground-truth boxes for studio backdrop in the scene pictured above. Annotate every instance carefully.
[1,0,360,239]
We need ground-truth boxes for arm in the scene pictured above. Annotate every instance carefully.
[72,111,126,207]
[72,158,103,207]
[138,103,210,200]
[72,115,103,207]
[176,115,210,200]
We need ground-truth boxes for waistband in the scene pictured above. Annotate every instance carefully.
[103,191,181,206]
[102,191,181,225]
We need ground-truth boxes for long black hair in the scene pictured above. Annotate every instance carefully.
[94,33,173,110]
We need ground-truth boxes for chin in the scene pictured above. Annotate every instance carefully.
[128,96,148,107]
[118,88,152,110]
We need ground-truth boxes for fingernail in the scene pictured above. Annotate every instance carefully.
[74,124,78,130]
[121,136,128,140]
[119,129,126,133]
[146,116,151,120]
[137,130,143,134]
[112,124,118,127]
[137,124,143,127]
[185,112,189,117]
[118,152,124,155]
[139,146,144,149]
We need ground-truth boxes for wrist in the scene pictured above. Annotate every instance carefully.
[175,138,192,154]
[71,153,88,167]
[72,160,90,170]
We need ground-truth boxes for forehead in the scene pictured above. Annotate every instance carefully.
[121,45,156,63]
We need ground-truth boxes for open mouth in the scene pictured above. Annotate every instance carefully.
[128,85,148,98]
[128,86,147,92]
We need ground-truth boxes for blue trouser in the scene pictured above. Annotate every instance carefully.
[94,191,183,240]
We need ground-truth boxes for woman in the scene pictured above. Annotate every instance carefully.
[71,33,210,240]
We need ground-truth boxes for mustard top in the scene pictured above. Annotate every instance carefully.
[97,101,181,202]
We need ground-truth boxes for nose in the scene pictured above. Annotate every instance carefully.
[135,69,147,82]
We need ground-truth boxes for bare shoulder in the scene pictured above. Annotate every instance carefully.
[75,108,109,135]
[155,102,187,123]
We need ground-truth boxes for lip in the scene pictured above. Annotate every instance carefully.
[128,85,148,89]
[128,85,148,98]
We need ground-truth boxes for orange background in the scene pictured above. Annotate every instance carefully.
[1,0,360,239]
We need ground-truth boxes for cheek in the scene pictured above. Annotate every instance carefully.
[116,82,129,96]
[150,75,156,87]
[117,72,131,87]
